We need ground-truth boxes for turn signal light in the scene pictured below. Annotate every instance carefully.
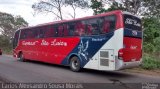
[118,49,123,60]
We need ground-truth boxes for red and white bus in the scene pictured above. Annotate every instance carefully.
[13,10,142,72]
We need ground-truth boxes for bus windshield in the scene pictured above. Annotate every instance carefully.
[123,14,142,31]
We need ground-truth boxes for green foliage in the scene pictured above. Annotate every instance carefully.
[106,2,124,12]
[0,35,12,54]
[0,12,28,54]
[143,17,160,53]
[90,0,144,15]
[90,0,107,15]
[143,42,155,53]
[153,37,160,53]
[141,54,160,70]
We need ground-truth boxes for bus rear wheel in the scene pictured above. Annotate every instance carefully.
[70,56,81,72]
[19,53,26,62]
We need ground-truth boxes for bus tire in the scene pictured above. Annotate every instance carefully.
[19,53,26,62]
[70,56,81,72]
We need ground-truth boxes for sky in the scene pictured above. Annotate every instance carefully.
[0,0,93,26]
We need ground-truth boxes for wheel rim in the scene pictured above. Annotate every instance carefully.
[72,59,78,69]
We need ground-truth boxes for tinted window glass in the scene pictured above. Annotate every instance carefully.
[63,24,69,36]
[124,14,142,31]
[84,15,116,35]
[44,26,55,38]
[68,22,77,36]
[26,29,34,39]
[87,18,100,35]
[13,30,20,49]
[32,28,39,38]
[20,29,36,39]
[75,21,86,36]
[102,15,116,34]
[58,24,64,37]
[20,29,28,39]
[38,27,45,38]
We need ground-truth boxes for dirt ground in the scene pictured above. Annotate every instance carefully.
[122,68,160,77]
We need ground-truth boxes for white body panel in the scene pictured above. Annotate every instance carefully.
[84,28,142,70]
[84,28,124,70]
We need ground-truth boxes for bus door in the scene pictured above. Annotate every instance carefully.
[99,49,115,70]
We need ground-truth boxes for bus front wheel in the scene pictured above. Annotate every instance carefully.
[70,56,81,72]
[19,53,26,62]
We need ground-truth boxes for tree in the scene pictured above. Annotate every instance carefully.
[0,12,28,39]
[0,12,28,53]
[90,0,145,15]
[90,0,107,15]
[116,0,144,15]
[143,0,160,18]
[90,0,159,17]
[143,17,160,54]
[0,35,12,52]
[32,0,65,20]
[65,0,89,18]
[32,0,89,20]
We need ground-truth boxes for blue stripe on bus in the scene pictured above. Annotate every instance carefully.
[61,32,114,67]
[124,28,142,38]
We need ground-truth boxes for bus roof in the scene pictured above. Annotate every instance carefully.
[20,10,123,30]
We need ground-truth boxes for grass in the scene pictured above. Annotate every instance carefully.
[123,53,160,76]
[141,53,160,70]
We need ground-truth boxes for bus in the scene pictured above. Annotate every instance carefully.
[13,10,142,72]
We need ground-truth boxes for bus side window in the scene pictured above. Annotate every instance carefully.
[92,24,99,35]
[26,30,34,39]
[75,21,85,36]
[58,24,63,37]
[102,15,116,33]
[87,19,100,35]
[87,24,92,35]
[39,28,45,38]
[20,30,26,39]
[63,24,69,36]
[102,20,110,33]
[50,28,55,37]
[68,23,76,36]
[33,28,39,38]
[44,26,55,38]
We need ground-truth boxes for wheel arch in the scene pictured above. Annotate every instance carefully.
[18,51,23,58]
